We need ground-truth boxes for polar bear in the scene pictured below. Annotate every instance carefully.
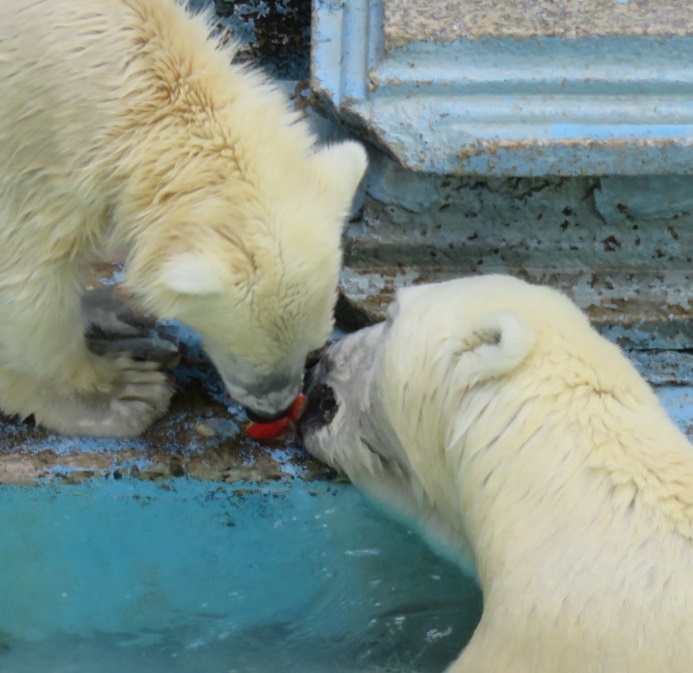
[301,275,693,673]
[0,0,366,436]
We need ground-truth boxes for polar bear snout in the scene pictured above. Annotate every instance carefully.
[231,377,300,422]
[299,322,386,447]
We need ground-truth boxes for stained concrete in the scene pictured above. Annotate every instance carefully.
[345,170,692,339]
[313,0,693,175]
[595,175,693,225]
[0,373,332,485]
[189,0,311,79]
[384,0,693,47]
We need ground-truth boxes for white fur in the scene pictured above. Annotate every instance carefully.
[0,0,366,434]
[302,275,693,673]
[159,252,226,295]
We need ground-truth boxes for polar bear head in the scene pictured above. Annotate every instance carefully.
[125,141,367,420]
[300,274,666,560]
[300,275,550,560]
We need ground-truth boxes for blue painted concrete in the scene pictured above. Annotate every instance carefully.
[655,386,693,435]
[0,480,481,672]
[312,0,693,174]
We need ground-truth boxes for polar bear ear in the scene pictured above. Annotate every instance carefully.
[452,312,534,387]
[159,252,225,295]
[313,141,368,209]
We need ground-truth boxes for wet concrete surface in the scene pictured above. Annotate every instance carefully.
[0,352,335,486]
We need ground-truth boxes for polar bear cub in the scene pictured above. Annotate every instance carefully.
[0,0,366,436]
[301,275,693,673]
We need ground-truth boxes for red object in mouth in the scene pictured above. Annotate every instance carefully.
[246,393,308,440]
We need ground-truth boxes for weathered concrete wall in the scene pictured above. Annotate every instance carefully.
[312,0,693,175]
[339,163,693,413]
[342,154,692,336]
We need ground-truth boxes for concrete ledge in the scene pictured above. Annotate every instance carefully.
[312,0,693,175]
[384,0,693,45]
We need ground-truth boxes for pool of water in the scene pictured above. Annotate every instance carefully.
[0,480,482,673]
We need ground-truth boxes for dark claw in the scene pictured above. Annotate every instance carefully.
[82,287,180,369]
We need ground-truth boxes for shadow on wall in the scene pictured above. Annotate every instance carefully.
[189,0,310,80]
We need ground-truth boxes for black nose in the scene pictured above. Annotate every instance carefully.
[300,365,339,428]
[245,403,294,423]
[312,383,338,424]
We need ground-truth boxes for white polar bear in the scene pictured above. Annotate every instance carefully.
[301,275,693,673]
[0,0,366,436]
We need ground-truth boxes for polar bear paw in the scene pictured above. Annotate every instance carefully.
[33,357,173,437]
[82,287,180,368]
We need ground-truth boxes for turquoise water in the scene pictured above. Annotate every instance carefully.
[0,480,481,672]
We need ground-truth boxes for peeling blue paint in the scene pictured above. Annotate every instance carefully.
[655,386,693,434]
[548,124,693,140]
[312,0,693,174]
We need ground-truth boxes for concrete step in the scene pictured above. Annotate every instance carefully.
[384,0,693,45]
[312,0,693,174]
